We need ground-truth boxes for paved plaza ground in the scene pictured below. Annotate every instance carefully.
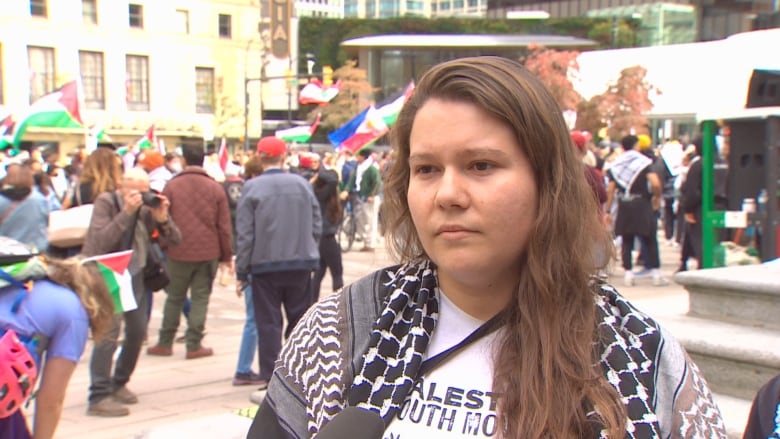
[42,239,750,438]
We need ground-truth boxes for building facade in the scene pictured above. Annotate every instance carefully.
[0,0,301,154]
[487,0,778,43]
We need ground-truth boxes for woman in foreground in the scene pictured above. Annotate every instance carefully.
[249,56,726,438]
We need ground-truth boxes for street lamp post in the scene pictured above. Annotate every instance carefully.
[243,32,270,152]
[286,53,316,125]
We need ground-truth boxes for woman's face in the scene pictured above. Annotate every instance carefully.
[407,98,539,296]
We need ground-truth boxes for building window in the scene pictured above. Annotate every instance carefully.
[176,9,190,34]
[218,14,232,38]
[195,67,215,113]
[126,55,149,111]
[129,3,143,28]
[28,46,55,103]
[82,0,97,24]
[79,51,105,109]
[30,0,47,17]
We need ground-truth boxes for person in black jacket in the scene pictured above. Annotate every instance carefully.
[308,155,344,304]
[743,374,780,439]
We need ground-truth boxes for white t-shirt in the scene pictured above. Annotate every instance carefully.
[384,290,501,439]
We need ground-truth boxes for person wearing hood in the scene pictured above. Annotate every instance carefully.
[0,163,50,252]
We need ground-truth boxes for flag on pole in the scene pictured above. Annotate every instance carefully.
[134,125,156,150]
[11,80,84,148]
[218,137,228,172]
[275,113,321,143]
[81,250,136,313]
[327,82,415,153]
[298,79,341,105]
[86,124,112,153]
[375,81,415,127]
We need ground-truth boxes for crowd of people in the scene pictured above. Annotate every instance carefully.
[1,54,777,439]
[571,129,721,286]
[0,131,392,435]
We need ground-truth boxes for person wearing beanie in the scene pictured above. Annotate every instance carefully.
[235,136,321,398]
[605,134,666,287]
[137,150,172,192]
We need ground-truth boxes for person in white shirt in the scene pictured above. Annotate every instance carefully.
[248,56,726,439]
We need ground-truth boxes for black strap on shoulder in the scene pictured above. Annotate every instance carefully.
[417,309,505,377]
[113,192,139,251]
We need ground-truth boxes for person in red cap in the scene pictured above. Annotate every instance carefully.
[571,131,607,218]
[235,136,321,395]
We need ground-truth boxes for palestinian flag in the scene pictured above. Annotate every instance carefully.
[0,114,14,151]
[275,113,321,143]
[135,125,156,150]
[299,78,340,105]
[82,250,137,313]
[376,81,415,127]
[12,80,84,147]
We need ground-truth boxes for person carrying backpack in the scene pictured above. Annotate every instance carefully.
[0,237,114,439]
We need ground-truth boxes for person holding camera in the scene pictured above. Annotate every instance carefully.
[83,167,181,417]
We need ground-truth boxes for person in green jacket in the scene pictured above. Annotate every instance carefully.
[343,148,381,251]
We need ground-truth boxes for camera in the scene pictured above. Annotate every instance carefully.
[141,191,162,208]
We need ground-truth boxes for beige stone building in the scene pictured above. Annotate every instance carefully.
[0,0,302,155]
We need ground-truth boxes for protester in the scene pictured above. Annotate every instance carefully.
[235,136,321,397]
[743,374,780,439]
[309,156,344,303]
[61,147,121,210]
[232,158,264,387]
[0,239,114,438]
[342,148,381,251]
[52,147,123,258]
[147,144,232,359]
[0,163,50,252]
[248,56,725,439]
[605,135,667,286]
[137,150,173,193]
[84,167,181,417]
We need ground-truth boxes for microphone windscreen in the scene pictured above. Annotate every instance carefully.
[315,406,385,439]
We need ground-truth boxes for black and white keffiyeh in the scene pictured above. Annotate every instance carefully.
[609,149,652,193]
[264,260,726,439]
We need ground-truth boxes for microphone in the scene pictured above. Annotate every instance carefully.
[315,406,385,439]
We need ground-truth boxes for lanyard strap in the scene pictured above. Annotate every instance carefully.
[418,310,505,378]
[0,267,31,313]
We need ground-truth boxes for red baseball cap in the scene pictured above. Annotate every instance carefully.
[570,131,589,151]
[256,137,287,157]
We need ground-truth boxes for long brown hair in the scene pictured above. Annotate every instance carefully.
[80,147,122,196]
[383,56,625,438]
[45,256,115,341]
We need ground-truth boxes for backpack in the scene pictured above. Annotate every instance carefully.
[0,240,48,418]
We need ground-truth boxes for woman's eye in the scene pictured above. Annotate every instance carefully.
[413,165,436,174]
[472,161,494,171]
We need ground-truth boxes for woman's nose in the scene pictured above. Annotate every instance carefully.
[434,168,469,209]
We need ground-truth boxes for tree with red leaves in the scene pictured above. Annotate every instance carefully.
[521,45,582,111]
[595,65,659,139]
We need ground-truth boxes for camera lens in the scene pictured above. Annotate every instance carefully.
[142,192,162,208]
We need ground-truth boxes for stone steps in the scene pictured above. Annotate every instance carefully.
[665,262,780,438]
